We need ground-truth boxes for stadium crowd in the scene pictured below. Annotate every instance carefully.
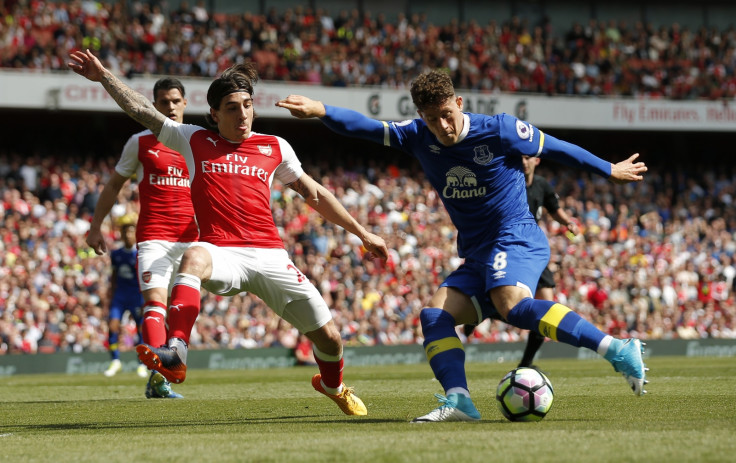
[1,2,735,355]
[1,0,735,98]
[0,145,735,355]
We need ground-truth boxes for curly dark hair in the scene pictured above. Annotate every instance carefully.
[205,62,259,127]
[410,70,455,110]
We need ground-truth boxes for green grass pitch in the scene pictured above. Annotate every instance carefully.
[1,356,734,463]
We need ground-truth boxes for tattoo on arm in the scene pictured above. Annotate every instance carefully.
[100,72,165,137]
[288,178,318,206]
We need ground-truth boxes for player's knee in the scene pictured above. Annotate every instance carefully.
[179,247,210,277]
[503,297,535,321]
[490,286,530,320]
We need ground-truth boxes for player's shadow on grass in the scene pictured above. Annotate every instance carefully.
[284,418,408,424]
[0,415,408,433]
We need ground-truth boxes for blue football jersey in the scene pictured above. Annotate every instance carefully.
[321,104,611,314]
[387,112,542,261]
[110,246,141,295]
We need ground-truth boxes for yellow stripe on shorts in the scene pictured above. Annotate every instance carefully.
[424,337,464,362]
[538,303,571,341]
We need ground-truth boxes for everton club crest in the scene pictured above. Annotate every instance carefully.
[473,145,493,165]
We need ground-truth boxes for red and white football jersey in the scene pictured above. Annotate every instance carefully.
[158,119,304,248]
[116,130,199,243]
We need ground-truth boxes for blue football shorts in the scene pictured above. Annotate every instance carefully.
[440,222,550,322]
[109,293,144,324]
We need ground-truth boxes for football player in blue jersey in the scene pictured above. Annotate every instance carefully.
[277,69,649,422]
[463,154,580,368]
[104,222,145,377]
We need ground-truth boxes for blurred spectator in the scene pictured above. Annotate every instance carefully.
[4,144,734,356]
[1,2,735,98]
[293,333,317,365]
[0,5,735,356]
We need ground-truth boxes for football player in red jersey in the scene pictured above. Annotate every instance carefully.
[87,77,196,399]
[70,50,388,416]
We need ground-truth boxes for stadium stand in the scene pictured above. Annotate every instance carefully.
[0,2,734,354]
[0,0,734,98]
[1,142,735,355]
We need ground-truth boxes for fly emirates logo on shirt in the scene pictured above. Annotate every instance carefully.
[200,153,270,182]
[149,165,191,187]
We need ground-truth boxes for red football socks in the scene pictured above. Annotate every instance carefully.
[141,301,168,347]
[166,279,201,344]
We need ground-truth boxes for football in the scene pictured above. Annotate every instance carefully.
[495,367,554,422]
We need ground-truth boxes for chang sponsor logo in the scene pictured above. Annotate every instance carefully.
[442,166,486,199]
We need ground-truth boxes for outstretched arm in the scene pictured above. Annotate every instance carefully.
[287,173,389,260]
[86,172,129,255]
[540,133,646,184]
[609,153,647,184]
[277,95,386,145]
[68,49,165,137]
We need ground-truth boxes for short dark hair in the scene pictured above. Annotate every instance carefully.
[153,77,186,99]
[410,70,455,110]
[204,63,259,127]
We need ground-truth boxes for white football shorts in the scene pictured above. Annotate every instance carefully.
[190,243,331,333]
[137,240,194,293]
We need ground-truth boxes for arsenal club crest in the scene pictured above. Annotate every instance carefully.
[257,145,272,156]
